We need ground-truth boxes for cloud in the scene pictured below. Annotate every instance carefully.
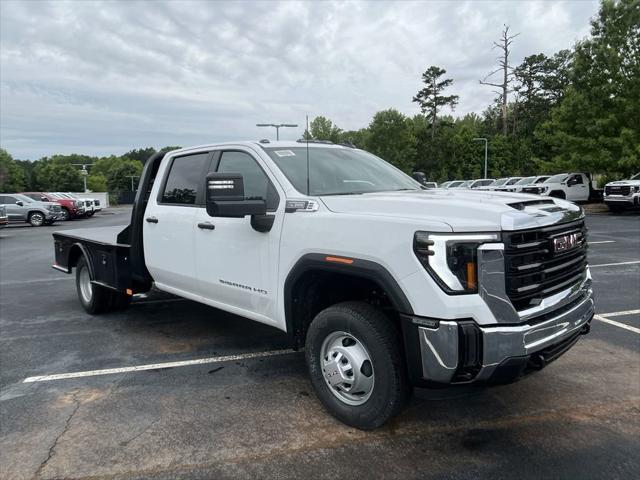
[0,0,598,159]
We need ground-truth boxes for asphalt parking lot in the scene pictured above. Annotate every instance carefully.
[1,208,638,480]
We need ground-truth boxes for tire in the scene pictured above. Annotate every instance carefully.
[59,208,70,221]
[305,301,409,430]
[87,211,95,217]
[28,211,45,227]
[76,256,117,314]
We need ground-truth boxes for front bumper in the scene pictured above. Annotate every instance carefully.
[604,195,638,206]
[402,264,594,387]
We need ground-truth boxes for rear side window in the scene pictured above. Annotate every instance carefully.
[161,153,210,205]
[216,151,279,210]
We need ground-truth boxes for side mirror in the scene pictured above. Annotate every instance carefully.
[205,172,267,218]
[412,172,427,185]
[41,196,47,202]
[15,201,24,206]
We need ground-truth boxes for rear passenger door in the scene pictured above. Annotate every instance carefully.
[143,151,212,296]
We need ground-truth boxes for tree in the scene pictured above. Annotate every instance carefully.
[537,0,640,176]
[33,160,83,191]
[106,159,143,193]
[87,174,108,192]
[0,149,26,191]
[412,66,459,140]
[123,147,157,164]
[308,116,342,143]
[366,109,416,173]
[480,25,520,135]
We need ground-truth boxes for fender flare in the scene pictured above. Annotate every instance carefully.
[283,253,414,339]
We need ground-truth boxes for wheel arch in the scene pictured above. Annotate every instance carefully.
[284,253,413,348]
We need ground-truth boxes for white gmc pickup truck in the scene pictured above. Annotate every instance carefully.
[52,141,594,429]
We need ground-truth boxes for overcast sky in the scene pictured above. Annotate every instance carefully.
[1,0,599,160]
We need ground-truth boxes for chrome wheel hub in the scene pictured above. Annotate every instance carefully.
[320,331,374,406]
[79,266,93,304]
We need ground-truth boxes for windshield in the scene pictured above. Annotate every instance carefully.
[448,181,464,188]
[545,174,568,184]
[13,194,34,203]
[535,176,550,183]
[630,173,640,180]
[506,177,522,185]
[455,181,472,188]
[515,177,535,185]
[440,181,451,188]
[493,178,509,186]
[264,147,420,195]
[473,179,494,187]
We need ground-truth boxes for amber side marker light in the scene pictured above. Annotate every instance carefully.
[325,256,354,265]
[126,288,133,296]
[466,262,477,290]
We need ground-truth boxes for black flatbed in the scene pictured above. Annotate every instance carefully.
[53,225,130,247]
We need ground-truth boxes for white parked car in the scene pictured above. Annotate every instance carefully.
[480,177,522,191]
[494,176,550,193]
[468,179,495,189]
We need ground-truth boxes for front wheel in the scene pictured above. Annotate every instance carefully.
[59,208,70,221]
[28,212,45,227]
[305,301,409,430]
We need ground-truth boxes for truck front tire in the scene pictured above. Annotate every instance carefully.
[305,301,409,430]
[76,257,130,314]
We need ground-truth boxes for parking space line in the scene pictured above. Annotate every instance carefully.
[599,309,640,318]
[0,277,73,286]
[23,348,298,383]
[590,260,640,268]
[588,240,616,245]
[594,314,640,334]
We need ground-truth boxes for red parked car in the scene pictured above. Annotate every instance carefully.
[20,192,85,221]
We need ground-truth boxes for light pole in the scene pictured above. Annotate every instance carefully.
[71,163,94,192]
[256,123,298,141]
[473,138,488,178]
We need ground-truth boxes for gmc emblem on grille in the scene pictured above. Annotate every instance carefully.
[552,232,581,253]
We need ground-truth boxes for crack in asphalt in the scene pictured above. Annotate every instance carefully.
[32,392,81,480]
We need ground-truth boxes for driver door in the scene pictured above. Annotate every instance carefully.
[567,174,588,201]
[194,148,284,324]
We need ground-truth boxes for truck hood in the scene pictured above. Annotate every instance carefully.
[320,189,582,232]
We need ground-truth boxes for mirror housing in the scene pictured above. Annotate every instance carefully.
[15,201,24,206]
[412,171,427,185]
[205,172,267,218]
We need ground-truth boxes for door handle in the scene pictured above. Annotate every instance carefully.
[146,216,158,223]
[197,222,215,230]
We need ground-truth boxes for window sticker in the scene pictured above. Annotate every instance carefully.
[274,150,296,157]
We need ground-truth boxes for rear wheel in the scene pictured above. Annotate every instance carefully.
[305,301,409,430]
[28,212,45,227]
[76,256,129,314]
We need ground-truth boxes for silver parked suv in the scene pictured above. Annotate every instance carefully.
[0,193,62,226]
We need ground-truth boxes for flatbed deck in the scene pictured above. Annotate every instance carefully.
[53,225,129,247]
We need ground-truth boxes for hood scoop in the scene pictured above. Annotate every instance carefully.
[508,199,557,211]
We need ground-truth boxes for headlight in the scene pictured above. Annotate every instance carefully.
[414,232,499,293]
[76,200,83,207]
[539,186,549,194]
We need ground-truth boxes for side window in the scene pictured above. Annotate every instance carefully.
[216,151,279,211]
[572,175,583,184]
[160,153,210,205]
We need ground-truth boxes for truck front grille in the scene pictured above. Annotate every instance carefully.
[605,185,630,196]
[503,220,588,311]
[521,186,542,195]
